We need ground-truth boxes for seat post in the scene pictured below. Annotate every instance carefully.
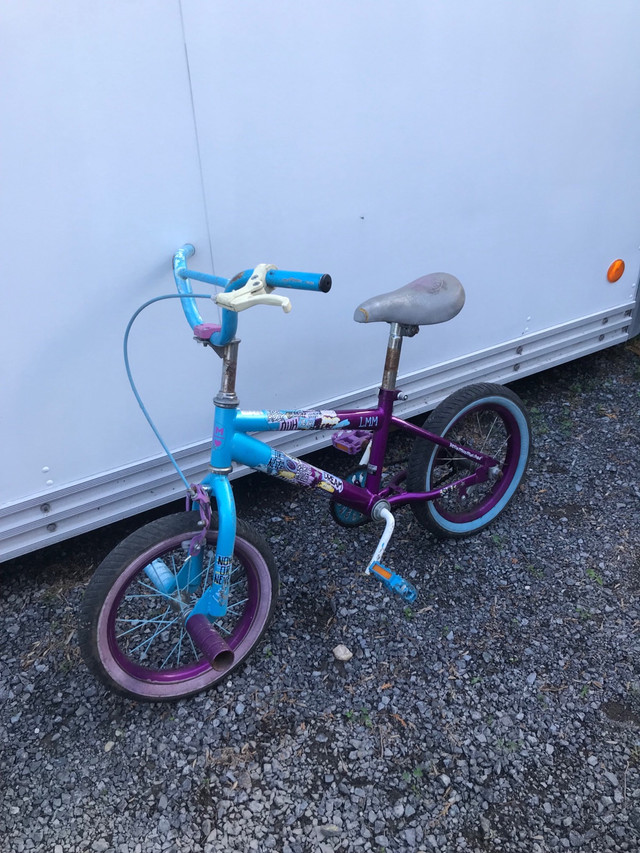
[381,323,403,390]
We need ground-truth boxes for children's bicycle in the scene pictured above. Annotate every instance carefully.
[78,245,531,701]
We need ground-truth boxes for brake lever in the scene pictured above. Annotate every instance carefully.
[215,264,292,314]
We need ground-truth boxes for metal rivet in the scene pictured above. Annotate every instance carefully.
[40,503,51,514]
[513,363,521,372]
[516,345,523,355]
[602,317,608,325]
[599,334,605,342]
[46,523,57,533]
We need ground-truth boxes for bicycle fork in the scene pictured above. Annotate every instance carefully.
[143,475,237,671]
[181,475,236,669]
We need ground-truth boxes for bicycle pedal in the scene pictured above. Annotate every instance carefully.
[332,429,372,455]
[368,561,417,603]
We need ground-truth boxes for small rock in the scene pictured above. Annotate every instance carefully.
[604,771,619,787]
[319,825,341,838]
[333,644,353,662]
[403,827,417,846]
[104,741,115,753]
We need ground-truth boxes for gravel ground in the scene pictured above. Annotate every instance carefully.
[2,340,640,853]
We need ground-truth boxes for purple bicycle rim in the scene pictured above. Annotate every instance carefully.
[104,532,262,685]
[434,404,521,524]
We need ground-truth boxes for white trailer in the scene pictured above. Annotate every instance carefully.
[2,1,639,561]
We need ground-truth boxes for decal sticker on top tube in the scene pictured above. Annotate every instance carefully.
[265,410,342,430]
[257,449,344,493]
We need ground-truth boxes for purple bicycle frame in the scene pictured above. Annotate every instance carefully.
[237,386,499,519]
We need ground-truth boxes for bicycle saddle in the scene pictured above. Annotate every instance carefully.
[353,273,465,326]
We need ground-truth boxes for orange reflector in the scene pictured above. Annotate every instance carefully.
[607,259,625,282]
[371,562,392,580]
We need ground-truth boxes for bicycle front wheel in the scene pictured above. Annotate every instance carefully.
[406,383,531,538]
[78,513,278,701]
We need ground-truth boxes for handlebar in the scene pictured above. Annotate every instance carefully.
[172,244,331,347]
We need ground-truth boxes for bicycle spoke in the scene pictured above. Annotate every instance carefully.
[202,549,214,591]
[170,552,181,591]
[161,630,185,669]
[225,597,248,615]
[477,414,499,453]
[116,614,173,625]
[116,608,174,639]
[128,613,182,656]
[136,578,171,596]
[123,592,170,601]
[185,629,200,659]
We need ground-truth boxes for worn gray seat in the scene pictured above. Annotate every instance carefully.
[354,273,465,326]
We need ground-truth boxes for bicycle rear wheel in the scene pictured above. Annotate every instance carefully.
[78,512,278,701]
[406,383,530,538]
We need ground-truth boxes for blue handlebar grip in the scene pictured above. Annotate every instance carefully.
[265,269,332,293]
